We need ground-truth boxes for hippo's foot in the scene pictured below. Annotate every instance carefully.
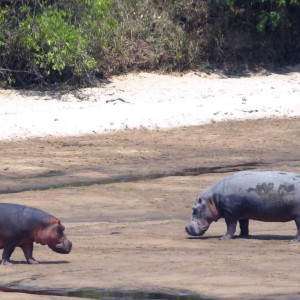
[1,259,13,266]
[27,258,38,264]
[220,233,234,240]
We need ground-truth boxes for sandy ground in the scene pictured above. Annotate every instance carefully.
[0,70,300,300]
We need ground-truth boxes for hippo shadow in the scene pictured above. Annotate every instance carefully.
[38,260,71,264]
[187,235,294,241]
[186,236,221,240]
[248,234,294,241]
[9,260,70,265]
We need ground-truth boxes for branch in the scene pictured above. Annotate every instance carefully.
[0,67,43,77]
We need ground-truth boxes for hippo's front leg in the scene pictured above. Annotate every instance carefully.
[220,214,237,240]
[20,243,38,264]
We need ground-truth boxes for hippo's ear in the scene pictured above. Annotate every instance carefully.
[207,198,220,222]
[197,198,202,204]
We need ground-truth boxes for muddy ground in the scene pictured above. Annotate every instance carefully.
[0,118,300,300]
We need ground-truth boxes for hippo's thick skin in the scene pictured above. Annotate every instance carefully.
[185,171,300,241]
[0,203,72,265]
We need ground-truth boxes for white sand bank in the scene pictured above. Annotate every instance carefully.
[0,69,299,140]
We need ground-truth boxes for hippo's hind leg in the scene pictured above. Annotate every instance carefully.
[220,213,237,240]
[239,219,249,238]
[292,217,300,242]
[20,243,38,264]
[1,242,17,265]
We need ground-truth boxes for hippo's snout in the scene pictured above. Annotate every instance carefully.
[185,225,207,236]
[186,225,197,236]
[185,220,209,236]
[50,239,72,254]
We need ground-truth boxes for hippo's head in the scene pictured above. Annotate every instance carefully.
[185,197,219,237]
[47,222,72,254]
[36,219,72,254]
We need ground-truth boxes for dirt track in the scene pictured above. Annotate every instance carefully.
[0,118,300,300]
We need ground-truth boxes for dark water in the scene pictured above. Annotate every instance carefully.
[0,161,265,194]
[1,287,300,300]
[68,290,212,300]
[0,287,214,300]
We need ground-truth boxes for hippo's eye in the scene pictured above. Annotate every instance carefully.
[198,198,202,204]
[57,226,63,235]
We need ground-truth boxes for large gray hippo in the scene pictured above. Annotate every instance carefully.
[185,171,300,241]
[0,203,72,265]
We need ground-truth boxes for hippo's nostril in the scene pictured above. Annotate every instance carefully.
[185,226,189,234]
[185,225,195,236]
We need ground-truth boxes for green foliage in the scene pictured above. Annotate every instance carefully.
[255,0,300,32]
[213,0,300,31]
[19,9,96,75]
[0,0,116,86]
[0,0,299,87]
[257,11,281,32]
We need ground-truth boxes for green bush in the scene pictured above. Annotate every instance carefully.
[208,0,300,65]
[20,9,97,76]
[0,0,116,87]
[102,1,200,73]
[0,0,299,88]
[214,0,300,32]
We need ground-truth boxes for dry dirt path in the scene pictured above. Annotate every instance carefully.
[0,118,300,300]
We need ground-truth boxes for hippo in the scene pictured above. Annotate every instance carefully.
[185,171,300,241]
[0,203,72,265]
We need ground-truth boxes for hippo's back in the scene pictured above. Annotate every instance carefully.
[221,171,300,199]
[0,203,52,232]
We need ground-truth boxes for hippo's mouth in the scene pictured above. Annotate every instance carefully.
[185,224,208,237]
[49,239,72,254]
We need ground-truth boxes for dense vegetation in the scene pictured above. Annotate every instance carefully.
[0,0,299,87]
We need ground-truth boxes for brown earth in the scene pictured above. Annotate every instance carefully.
[0,117,300,300]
